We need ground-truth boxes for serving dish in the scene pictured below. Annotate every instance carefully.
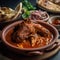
[0,2,22,30]
[0,2,22,24]
[1,20,59,56]
[36,0,60,14]
[48,16,60,31]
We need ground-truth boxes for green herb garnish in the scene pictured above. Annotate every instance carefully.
[22,0,36,19]
[22,10,30,19]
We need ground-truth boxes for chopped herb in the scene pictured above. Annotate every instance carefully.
[22,0,36,19]
[22,10,30,19]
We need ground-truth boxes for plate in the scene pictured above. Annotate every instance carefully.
[36,0,60,14]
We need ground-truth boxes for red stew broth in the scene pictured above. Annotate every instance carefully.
[5,28,52,48]
[5,29,17,46]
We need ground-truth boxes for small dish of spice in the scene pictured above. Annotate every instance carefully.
[52,19,60,25]
[49,16,60,31]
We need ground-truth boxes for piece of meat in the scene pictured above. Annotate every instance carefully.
[33,23,52,37]
[12,20,52,48]
[12,20,36,43]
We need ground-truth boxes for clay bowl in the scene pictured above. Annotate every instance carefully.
[1,20,59,56]
[48,16,60,31]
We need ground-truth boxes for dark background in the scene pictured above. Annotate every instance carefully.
[0,0,36,9]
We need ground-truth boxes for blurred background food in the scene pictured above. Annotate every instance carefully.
[0,7,16,22]
[37,0,60,13]
[0,2,22,22]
